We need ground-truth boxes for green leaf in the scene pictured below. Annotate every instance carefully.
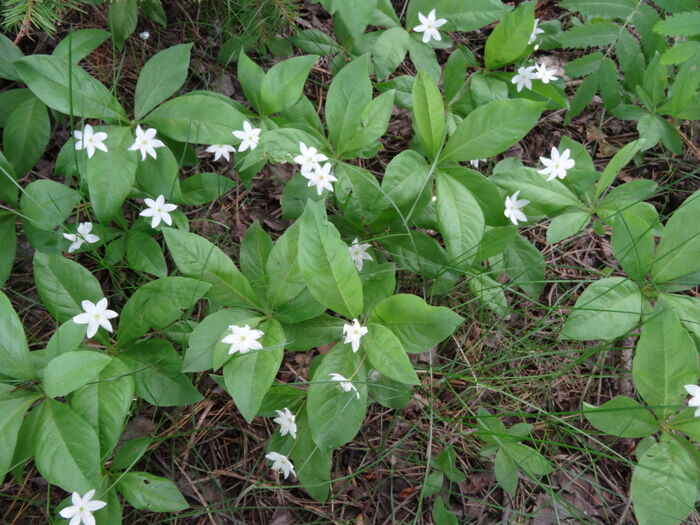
[290,409,332,502]
[0,214,15,287]
[335,0,378,41]
[432,496,458,525]
[163,228,259,308]
[0,391,40,479]
[440,99,543,163]
[180,172,236,205]
[53,29,109,62]
[559,21,621,48]
[290,29,341,55]
[611,207,655,281]
[43,351,112,398]
[662,294,700,340]
[240,222,272,294]
[223,319,285,422]
[108,0,137,50]
[281,314,345,352]
[437,0,511,32]
[667,408,700,442]
[117,472,189,512]
[20,180,81,231]
[111,437,152,471]
[86,126,138,221]
[631,435,697,525]
[560,0,636,19]
[469,272,508,316]
[484,1,535,69]
[503,234,545,299]
[653,11,700,36]
[126,231,168,277]
[412,71,445,160]
[134,143,182,202]
[372,27,409,81]
[363,324,419,385]
[265,222,307,309]
[135,44,192,119]
[14,55,126,121]
[632,301,699,419]
[369,294,463,354]
[435,171,484,266]
[381,149,431,217]
[297,200,363,318]
[307,345,367,449]
[442,166,509,227]
[333,163,387,225]
[500,441,553,478]
[583,396,658,437]
[325,55,372,153]
[117,277,211,347]
[3,96,49,176]
[34,398,102,493]
[650,191,700,291]
[594,139,643,200]
[143,94,245,144]
[494,449,518,496]
[260,55,318,115]
[71,357,135,458]
[121,338,203,406]
[546,210,590,244]
[33,252,103,322]
[0,291,36,380]
[0,33,24,81]
[341,90,395,155]
[561,277,642,340]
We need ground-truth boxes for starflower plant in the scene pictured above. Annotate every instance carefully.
[303,162,336,195]
[503,191,529,225]
[348,238,372,270]
[128,125,165,160]
[59,490,106,525]
[139,195,177,228]
[273,408,297,439]
[342,319,368,353]
[266,452,296,479]
[538,146,575,181]
[221,324,265,355]
[413,10,447,43]
[232,121,261,151]
[63,222,99,253]
[72,298,118,338]
[205,144,236,162]
[73,124,108,159]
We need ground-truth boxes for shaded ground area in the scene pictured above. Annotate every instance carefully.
[1,0,698,523]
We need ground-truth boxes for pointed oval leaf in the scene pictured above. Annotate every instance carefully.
[135,44,192,119]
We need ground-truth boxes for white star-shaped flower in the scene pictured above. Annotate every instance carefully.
[63,222,100,253]
[538,146,575,181]
[273,407,297,439]
[534,62,557,84]
[59,489,107,525]
[529,18,545,45]
[74,124,108,159]
[685,385,700,417]
[511,66,536,93]
[348,238,372,271]
[221,324,265,355]
[342,319,368,353]
[503,190,529,225]
[470,158,488,169]
[139,194,177,228]
[128,125,165,161]
[265,452,296,479]
[139,31,150,40]
[232,121,261,151]
[303,162,336,195]
[205,144,235,162]
[413,9,447,43]
[294,141,328,176]
[72,298,118,339]
[329,372,360,399]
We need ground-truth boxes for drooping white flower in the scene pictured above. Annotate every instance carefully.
[265,452,296,479]
[128,125,165,161]
[63,222,100,253]
[413,9,447,43]
[534,62,557,84]
[72,298,118,339]
[470,158,488,169]
[684,385,700,417]
[205,144,236,162]
[329,373,360,399]
[221,324,265,355]
[74,124,108,159]
[348,238,372,271]
[232,121,261,151]
[342,319,368,353]
[538,146,575,181]
[273,407,297,439]
[529,18,545,45]
[303,162,337,195]
[511,66,536,93]
[139,194,177,228]
[139,31,150,40]
[59,489,107,525]
[503,190,530,225]
[294,141,328,176]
